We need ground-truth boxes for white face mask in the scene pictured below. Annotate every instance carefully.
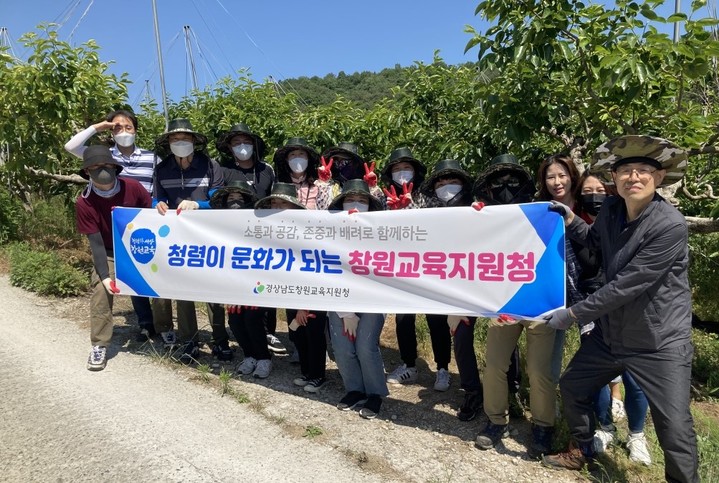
[232,143,254,161]
[392,169,414,185]
[435,184,462,201]
[170,140,194,158]
[288,156,308,174]
[114,132,135,148]
[343,201,369,212]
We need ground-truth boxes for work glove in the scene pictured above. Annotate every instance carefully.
[398,182,413,208]
[471,201,485,211]
[447,315,470,336]
[383,185,401,210]
[176,200,199,214]
[497,314,519,325]
[342,314,360,342]
[548,200,574,224]
[317,156,334,182]
[226,305,258,314]
[101,278,120,294]
[543,308,576,330]
[363,162,378,187]
[294,310,316,327]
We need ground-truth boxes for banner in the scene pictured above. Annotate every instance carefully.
[113,203,566,318]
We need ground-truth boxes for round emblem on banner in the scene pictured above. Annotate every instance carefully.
[129,228,157,264]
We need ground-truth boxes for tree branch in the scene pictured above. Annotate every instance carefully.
[23,165,87,184]
[682,184,719,201]
[688,145,719,156]
[687,217,719,234]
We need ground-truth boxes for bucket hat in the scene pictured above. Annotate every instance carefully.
[255,182,306,209]
[591,135,688,187]
[380,147,427,188]
[321,142,366,181]
[154,118,208,150]
[209,180,257,209]
[77,145,123,179]
[328,179,383,211]
[421,159,472,195]
[272,137,320,182]
[215,123,267,159]
[473,154,535,200]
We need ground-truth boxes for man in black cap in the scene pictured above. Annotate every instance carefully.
[75,145,152,371]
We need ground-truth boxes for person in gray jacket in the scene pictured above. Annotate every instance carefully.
[541,135,697,483]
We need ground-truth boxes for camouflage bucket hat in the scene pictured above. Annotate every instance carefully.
[473,154,535,200]
[327,179,383,211]
[154,118,208,150]
[255,182,306,209]
[591,135,688,187]
[209,180,257,209]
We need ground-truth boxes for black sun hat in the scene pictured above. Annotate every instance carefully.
[328,179,383,211]
[473,154,535,199]
[420,159,472,195]
[255,182,306,209]
[209,180,257,209]
[154,118,208,150]
[272,137,320,182]
[77,145,123,179]
[321,142,366,181]
[380,147,427,188]
[215,123,267,159]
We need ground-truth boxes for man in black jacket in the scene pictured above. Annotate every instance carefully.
[541,135,697,483]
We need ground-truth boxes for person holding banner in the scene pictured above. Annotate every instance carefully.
[316,142,385,209]
[75,145,152,370]
[541,136,697,483]
[470,154,557,459]
[65,109,157,342]
[153,118,224,363]
[327,180,389,419]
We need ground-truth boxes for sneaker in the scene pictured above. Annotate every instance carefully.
[337,391,368,411]
[161,330,178,350]
[508,392,526,419]
[266,334,287,354]
[135,324,156,342]
[293,375,309,387]
[433,368,451,392]
[386,364,418,384]
[303,377,326,393]
[287,351,300,364]
[211,341,234,361]
[593,425,616,453]
[179,341,200,364]
[475,422,509,450]
[253,359,272,379]
[359,395,382,419]
[87,346,107,371]
[627,432,652,465]
[542,446,592,471]
[611,398,626,421]
[457,390,483,421]
[528,424,554,459]
[237,357,258,375]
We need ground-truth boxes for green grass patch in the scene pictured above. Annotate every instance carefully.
[5,242,88,296]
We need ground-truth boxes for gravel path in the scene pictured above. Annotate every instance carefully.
[0,276,582,482]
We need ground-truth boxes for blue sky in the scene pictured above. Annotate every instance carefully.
[1,1,485,109]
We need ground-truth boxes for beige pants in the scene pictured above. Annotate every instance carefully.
[89,258,115,346]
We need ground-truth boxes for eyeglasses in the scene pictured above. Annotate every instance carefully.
[112,124,135,134]
[614,166,657,179]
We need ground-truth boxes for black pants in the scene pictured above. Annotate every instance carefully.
[560,329,698,483]
[396,313,451,370]
[286,309,327,379]
[131,296,153,327]
[228,307,271,360]
[207,302,229,344]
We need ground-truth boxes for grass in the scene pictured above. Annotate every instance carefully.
[303,425,324,439]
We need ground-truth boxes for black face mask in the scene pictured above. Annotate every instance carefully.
[581,193,606,216]
[336,159,362,183]
[227,200,246,209]
[88,167,117,185]
[490,185,523,204]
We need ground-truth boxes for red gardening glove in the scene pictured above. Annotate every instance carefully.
[102,278,120,294]
[363,162,377,187]
[226,305,241,314]
[318,156,333,182]
[398,182,413,208]
[383,185,401,210]
[348,208,359,214]
[497,314,519,325]
[472,201,485,211]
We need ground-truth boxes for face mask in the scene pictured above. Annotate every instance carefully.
[227,199,247,210]
[581,193,606,216]
[435,184,462,202]
[392,169,414,186]
[337,160,361,182]
[88,167,117,185]
[113,132,135,148]
[343,201,369,212]
[288,156,308,174]
[170,140,194,158]
[232,143,253,161]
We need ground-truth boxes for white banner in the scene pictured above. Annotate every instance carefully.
[113,203,566,318]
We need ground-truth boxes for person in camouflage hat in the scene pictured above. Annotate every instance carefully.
[542,135,697,482]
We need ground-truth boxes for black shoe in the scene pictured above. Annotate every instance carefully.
[457,390,483,421]
[336,391,367,411]
[211,341,234,361]
[135,324,156,342]
[179,341,200,364]
[475,422,509,450]
[528,424,554,459]
[359,395,382,419]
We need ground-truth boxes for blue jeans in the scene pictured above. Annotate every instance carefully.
[329,312,388,397]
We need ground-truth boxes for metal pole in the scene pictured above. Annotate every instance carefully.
[183,25,198,92]
[674,0,681,43]
[152,0,170,129]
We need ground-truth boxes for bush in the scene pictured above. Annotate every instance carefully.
[689,234,719,322]
[693,329,719,396]
[18,195,83,250]
[6,242,88,297]
[0,184,24,244]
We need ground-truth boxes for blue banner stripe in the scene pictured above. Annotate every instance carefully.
[112,208,159,297]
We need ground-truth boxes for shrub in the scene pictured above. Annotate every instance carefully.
[692,329,719,396]
[689,234,719,323]
[6,242,88,297]
[18,195,83,250]
[0,184,24,244]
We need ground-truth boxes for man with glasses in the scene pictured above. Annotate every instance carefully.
[541,135,698,483]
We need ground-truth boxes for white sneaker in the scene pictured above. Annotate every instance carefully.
[593,425,615,453]
[627,432,652,465]
[266,334,287,354]
[160,330,178,350]
[237,357,257,375]
[386,364,418,384]
[253,359,272,379]
[87,346,107,371]
[611,398,626,421]
[433,368,451,392]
